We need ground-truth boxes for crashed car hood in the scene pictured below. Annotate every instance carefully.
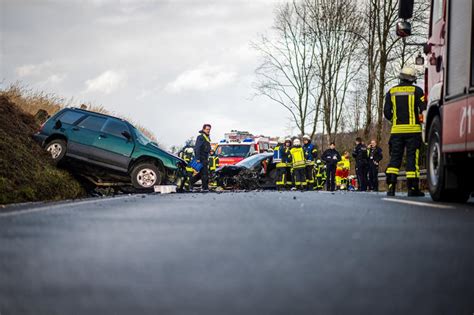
[146,142,186,165]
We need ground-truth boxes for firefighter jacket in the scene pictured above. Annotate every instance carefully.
[290,146,306,169]
[194,131,211,163]
[303,143,318,165]
[384,82,426,134]
[322,148,341,166]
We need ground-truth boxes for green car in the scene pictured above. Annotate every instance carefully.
[33,107,186,190]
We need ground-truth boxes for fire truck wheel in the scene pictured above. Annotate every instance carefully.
[427,116,470,202]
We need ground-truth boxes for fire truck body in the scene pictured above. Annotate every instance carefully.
[398,0,474,202]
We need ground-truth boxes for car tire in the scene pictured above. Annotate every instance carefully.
[130,163,162,190]
[427,116,470,203]
[45,139,67,164]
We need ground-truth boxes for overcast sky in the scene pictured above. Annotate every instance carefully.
[1,0,293,149]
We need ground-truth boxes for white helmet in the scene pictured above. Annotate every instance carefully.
[184,147,194,154]
[293,138,301,146]
[399,67,417,82]
[303,135,311,140]
[278,137,285,144]
[285,138,292,143]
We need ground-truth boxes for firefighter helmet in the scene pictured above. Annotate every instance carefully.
[278,137,285,144]
[399,67,417,82]
[285,138,292,142]
[293,138,301,146]
[303,135,311,140]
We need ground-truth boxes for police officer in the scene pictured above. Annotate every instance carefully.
[290,138,306,191]
[302,135,318,190]
[384,67,426,197]
[368,139,383,191]
[322,142,341,192]
[190,124,212,192]
[352,137,369,191]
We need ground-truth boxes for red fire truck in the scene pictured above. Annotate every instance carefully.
[216,131,271,166]
[397,0,474,202]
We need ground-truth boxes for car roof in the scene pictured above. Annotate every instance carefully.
[63,107,128,123]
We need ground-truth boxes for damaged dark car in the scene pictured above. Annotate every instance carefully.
[214,153,277,190]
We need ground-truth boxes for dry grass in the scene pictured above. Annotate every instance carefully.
[0,82,157,142]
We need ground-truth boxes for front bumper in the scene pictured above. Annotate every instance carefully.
[32,132,48,147]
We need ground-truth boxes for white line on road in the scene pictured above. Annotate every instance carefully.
[382,198,455,209]
[0,195,135,218]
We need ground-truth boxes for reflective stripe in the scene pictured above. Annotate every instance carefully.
[406,171,417,178]
[409,94,414,125]
[415,149,420,178]
[386,167,399,175]
[391,94,397,126]
[276,173,286,185]
[391,125,422,133]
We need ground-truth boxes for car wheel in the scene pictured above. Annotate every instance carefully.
[131,163,162,190]
[45,139,67,163]
[427,116,470,203]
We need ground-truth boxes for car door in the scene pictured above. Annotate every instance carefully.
[68,115,107,159]
[91,118,135,170]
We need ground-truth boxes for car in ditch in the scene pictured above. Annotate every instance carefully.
[33,107,186,190]
[214,152,277,190]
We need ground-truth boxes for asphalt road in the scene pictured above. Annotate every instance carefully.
[1,191,474,315]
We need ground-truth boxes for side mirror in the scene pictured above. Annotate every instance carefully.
[54,120,62,129]
[122,130,131,140]
[396,20,412,37]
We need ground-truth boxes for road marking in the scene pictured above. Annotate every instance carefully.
[382,198,455,209]
[0,195,135,218]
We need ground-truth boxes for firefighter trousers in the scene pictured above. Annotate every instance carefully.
[386,133,422,181]
[275,167,287,189]
[305,164,315,187]
[293,167,307,189]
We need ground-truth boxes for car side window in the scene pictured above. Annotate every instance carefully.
[57,110,84,125]
[77,116,107,132]
[102,119,129,138]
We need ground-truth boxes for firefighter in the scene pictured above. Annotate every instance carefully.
[208,148,219,188]
[314,159,326,190]
[302,135,318,190]
[182,146,195,190]
[368,139,383,191]
[322,142,341,192]
[352,137,369,191]
[190,124,212,192]
[290,138,306,191]
[284,138,293,189]
[273,137,286,190]
[384,67,426,197]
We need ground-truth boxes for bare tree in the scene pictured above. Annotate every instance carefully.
[253,2,318,137]
[301,0,364,142]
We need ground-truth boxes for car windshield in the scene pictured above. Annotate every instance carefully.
[235,154,269,169]
[134,127,152,145]
[217,145,251,157]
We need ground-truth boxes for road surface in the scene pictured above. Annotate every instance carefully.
[1,191,474,314]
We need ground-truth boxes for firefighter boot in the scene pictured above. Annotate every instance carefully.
[386,174,397,197]
[407,178,425,197]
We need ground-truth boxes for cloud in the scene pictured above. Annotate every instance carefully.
[84,70,127,94]
[165,63,237,93]
[15,61,53,77]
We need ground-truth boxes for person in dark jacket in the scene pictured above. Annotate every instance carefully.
[352,137,370,191]
[190,124,212,192]
[368,139,383,191]
[322,142,341,192]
